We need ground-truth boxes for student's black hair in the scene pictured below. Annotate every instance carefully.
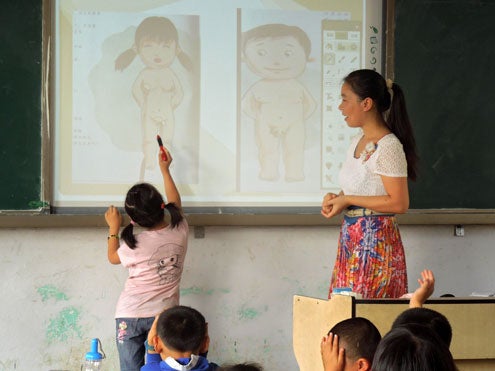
[121,182,183,249]
[392,307,453,347]
[156,305,206,353]
[372,324,457,371]
[344,69,418,180]
[218,362,263,371]
[328,317,381,364]
[242,23,312,58]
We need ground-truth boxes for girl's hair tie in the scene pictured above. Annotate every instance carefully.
[161,202,165,209]
[130,220,136,226]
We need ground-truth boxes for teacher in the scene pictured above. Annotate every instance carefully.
[321,69,418,299]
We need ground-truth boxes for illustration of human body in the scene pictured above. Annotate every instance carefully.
[242,24,316,182]
[116,16,191,180]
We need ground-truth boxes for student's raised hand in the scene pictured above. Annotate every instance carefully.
[410,269,435,308]
[321,333,345,371]
[105,205,122,230]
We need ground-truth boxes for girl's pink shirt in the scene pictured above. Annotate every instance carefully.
[115,219,189,318]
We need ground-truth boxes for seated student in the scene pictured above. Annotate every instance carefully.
[320,317,381,371]
[218,363,263,371]
[320,269,436,371]
[392,307,452,347]
[394,269,453,347]
[372,323,457,371]
[142,305,218,371]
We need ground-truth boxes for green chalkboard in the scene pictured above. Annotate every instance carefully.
[0,0,44,211]
[394,0,495,209]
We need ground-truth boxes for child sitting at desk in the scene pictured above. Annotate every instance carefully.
[320,269,436,371]
[142,305,218,371]
[320,317,381,371]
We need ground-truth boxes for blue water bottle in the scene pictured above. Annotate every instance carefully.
[82,338,105,371]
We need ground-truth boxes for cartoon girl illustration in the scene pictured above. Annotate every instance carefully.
[115,16,192,179]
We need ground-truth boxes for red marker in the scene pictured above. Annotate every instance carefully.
[156,135,167,161]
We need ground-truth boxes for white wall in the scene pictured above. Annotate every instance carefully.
[1,224,494,370]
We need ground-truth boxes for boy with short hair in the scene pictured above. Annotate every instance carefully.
[142,305,217,371]
[320,317,381,371]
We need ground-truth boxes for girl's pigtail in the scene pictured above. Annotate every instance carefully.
[121,222,138,249]
[115,47,138,72]
[164,202,183,228]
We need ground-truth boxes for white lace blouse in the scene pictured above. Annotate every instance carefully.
[339,133,407,196]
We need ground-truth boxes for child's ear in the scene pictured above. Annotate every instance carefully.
[152,335,164,353]
[199,323,210,353]
[356,357,371,371]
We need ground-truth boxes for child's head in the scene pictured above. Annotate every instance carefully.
[124,183,164,228]
[328,317,381,370]
[154,305,207,355]
[219,363,263,371]
[115,16,192,72]
[392,307,452,347]
[372,323,457,371]
[120,182,183,249]
[242,23,311,80]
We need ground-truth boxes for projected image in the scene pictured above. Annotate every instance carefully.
[238,9,325,194]
[114,16,194,180]
[241,23,317,183]
[70,12,199,189]
[54,0,382,208]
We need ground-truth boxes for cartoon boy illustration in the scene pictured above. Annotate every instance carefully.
[115,16,192,179]
[242,23,316,182]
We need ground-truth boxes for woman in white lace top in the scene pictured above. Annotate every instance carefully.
[321,69,418,299]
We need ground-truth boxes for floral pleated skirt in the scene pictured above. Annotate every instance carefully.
[328,214,408,299]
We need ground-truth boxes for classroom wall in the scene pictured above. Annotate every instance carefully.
[1,224,495,370]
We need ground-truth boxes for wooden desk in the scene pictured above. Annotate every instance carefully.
[293,295,495,371]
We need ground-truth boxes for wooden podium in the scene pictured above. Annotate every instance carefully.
[293,295,495,371]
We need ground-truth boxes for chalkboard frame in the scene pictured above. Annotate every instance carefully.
[0,0,51,214]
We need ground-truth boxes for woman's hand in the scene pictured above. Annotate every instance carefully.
[321,193,337,218]
[321,194,347,219]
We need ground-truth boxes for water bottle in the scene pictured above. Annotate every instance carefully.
[82,338,105,371]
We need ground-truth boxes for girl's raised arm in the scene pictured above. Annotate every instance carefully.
[158,149,181,208]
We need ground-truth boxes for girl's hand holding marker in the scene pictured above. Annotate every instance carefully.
[156,135,167,161]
